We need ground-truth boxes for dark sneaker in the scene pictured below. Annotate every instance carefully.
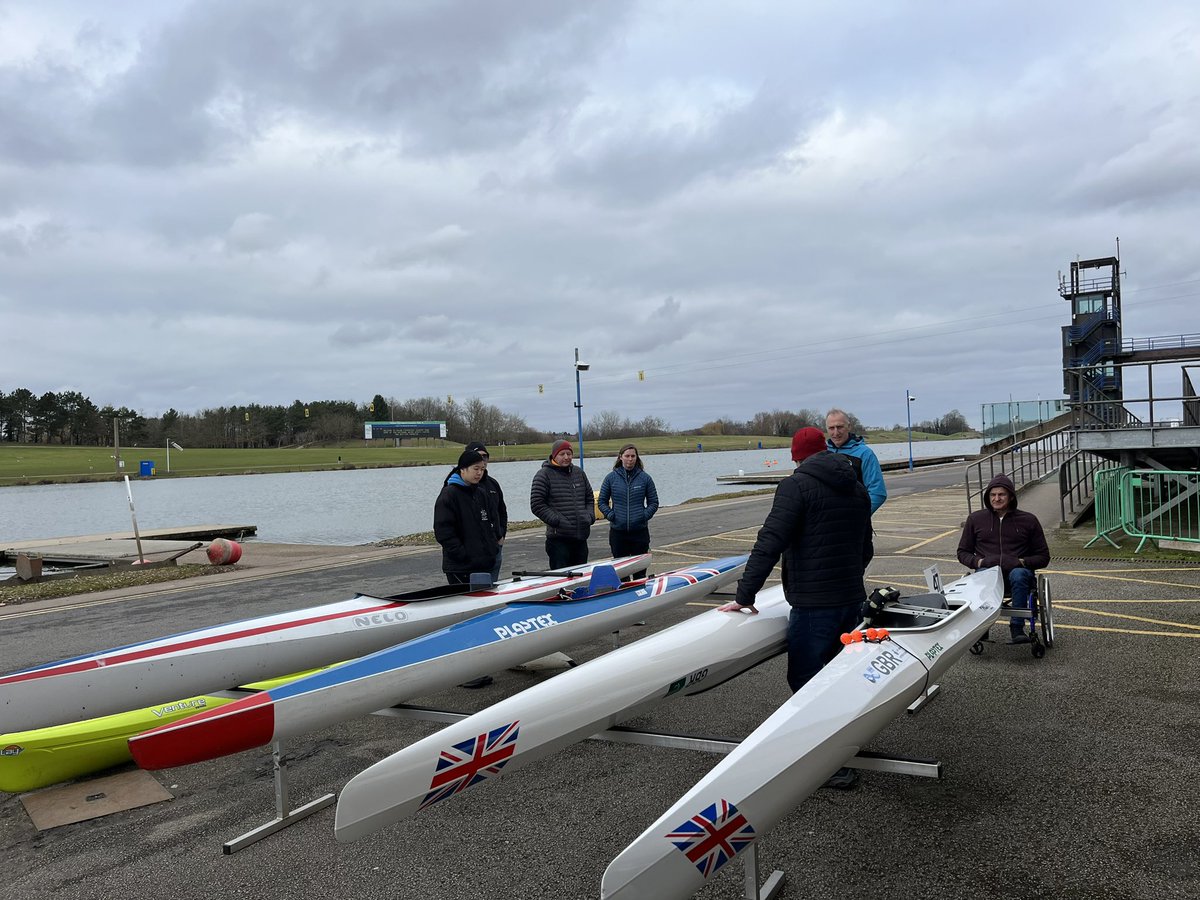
[459,675,494,689]
[821,767,859,790]
[1007,634,1031,645]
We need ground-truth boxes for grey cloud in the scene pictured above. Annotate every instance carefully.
[1060,115,1200,212]
[0,221,70,258]
[401,315,454,343]
[330,321,393,347]
[371,224,471,270]
[8,0,634,168]
[544,86,812,204]
[224,213,286,255]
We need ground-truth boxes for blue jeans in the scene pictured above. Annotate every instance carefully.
[1006,567,1036,637]
[787,603,862,692]
[491,548,503,583]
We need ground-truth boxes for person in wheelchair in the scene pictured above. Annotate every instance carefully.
[957,474,1050,644]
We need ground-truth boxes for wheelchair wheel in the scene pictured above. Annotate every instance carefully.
[1031,641,1045,659]
[1037,575,1055,648]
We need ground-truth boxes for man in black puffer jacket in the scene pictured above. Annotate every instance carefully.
[530,439,595,568]
[719,427,873,691]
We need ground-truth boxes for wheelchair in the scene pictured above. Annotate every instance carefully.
[969,572,1055,659]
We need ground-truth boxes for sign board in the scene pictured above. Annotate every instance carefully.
[923,564,942,594]
[364,421,447,440]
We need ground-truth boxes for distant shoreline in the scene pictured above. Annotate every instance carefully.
[0,432,979,488]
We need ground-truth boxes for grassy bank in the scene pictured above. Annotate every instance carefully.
[0,431,973,486]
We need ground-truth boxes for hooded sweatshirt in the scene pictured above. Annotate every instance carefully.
[956,474,1050,572]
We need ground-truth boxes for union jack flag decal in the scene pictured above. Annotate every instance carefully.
[666,798,756,878]
[652,568,718,596]
[420,720,520,810]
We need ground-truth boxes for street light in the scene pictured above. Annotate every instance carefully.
[906,389,917,472]
[574,347,590,469]
[166,438,183,474]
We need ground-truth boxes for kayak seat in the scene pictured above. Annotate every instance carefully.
[558,564,622,600]
[469,572,495,592]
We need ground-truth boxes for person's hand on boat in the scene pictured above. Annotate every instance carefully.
[717,601,757,615]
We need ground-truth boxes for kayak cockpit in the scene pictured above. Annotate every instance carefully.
[867,591,966,630]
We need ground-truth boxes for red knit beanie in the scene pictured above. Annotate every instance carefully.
[549,439,573,460]
[791,427,827,462]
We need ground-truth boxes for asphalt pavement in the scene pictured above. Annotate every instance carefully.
[1,464,1198,900]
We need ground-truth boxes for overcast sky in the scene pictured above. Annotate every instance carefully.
[2,1,1198,432]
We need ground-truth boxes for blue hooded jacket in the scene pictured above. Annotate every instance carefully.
[826,433,886,513]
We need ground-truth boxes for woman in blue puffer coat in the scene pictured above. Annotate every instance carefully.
[597,444,659,574]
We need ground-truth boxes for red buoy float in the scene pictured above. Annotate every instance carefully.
[206,538,243,565]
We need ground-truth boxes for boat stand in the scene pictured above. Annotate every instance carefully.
[222,741,335,855]
[379,706,942,899]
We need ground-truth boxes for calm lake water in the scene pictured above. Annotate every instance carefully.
[1,440,979,546]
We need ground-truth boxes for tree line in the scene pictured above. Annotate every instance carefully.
[0,385,968,448]
[0,388,548,449]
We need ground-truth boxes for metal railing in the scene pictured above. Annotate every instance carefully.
[1121,333,1200,354]
[965,426,1074,515]
[1058,451,1109,526]
[1065,307,1120,344]
[1086,469,1200,552]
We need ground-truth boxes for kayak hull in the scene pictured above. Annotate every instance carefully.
[334,584,793,842]
[601,567,1003,899]
[0,556,651,733]
[0,668,324,793]
[130,556,748,771]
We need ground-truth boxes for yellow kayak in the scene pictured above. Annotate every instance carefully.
[0,668,326,793]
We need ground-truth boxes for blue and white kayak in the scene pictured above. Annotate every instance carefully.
[334,584,792,842]
[129,557,747,770]
[600,567,1003,899]
[0,555,651,733]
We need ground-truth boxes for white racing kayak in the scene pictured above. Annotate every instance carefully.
[334,584,794,842]
[0,555,651,733]
[601,567,1003,899]
[129,557,747,771]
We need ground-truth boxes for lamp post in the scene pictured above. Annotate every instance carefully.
[574,347,590,469]
[166,438,183,474]
[906,389,917,472]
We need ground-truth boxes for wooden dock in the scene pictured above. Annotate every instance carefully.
[1,524,256,566]
[716,454,972,485]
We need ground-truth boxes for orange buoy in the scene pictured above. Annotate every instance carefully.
[206,538,243,565]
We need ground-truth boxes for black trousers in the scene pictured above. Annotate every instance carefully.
[545,536,589,569]
[608,525,650,558]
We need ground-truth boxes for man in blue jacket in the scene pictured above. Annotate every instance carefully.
[825,408,886,513]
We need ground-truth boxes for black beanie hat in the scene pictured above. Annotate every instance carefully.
[457,449,486,470]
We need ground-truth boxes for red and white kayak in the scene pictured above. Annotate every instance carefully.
[334,584,792,842]
[0,555,650,733]
[600,567,1003,899]
[129,557,748,771]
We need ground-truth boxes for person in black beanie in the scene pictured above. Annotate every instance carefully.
[456,440,507,581]
[433,448,500,586]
